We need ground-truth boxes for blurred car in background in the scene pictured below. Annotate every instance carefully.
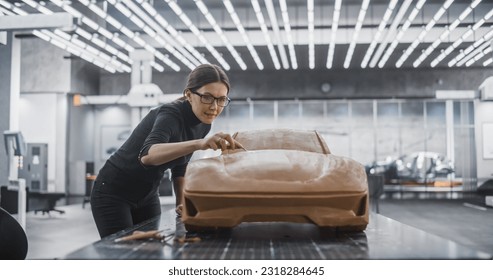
[365,152,454,184]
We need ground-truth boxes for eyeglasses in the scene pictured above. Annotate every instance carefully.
[189,90,231,107]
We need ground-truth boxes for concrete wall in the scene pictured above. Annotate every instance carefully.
[0,32,12,186]
[20,37,70,93]
[16,38,70,193]
[100,67,493,99]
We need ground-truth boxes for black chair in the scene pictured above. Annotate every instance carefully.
[0,207,28,259]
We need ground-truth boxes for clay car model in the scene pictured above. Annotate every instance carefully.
[182,129,369,232]
[365,152,454,184]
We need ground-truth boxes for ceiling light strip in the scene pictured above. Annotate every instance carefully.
[0,6,15,15]
[137,0,208,65]
[18,0,129,72]
[164,0,230,70]
[118,0,197,70]
[465,45,492,67]
[195,0,247,70]
[326,0,342,69]
[222,0,264,70]
[448,27,493,67]
[102,0,179,71]
[416,0,484,67]
[369,0,413,68]
[430,7,492,68]
[36,29,120,73]
[279,0,297,69]
[49,0,137,64]
[21,0,52,15]
[307,0,315,69]
[378,0,426,68]
[361,0,398,68]
[53,28,130,72]
[343,0,370,69]
[455,40,491,67]
[0,0,28,15]
[483,57,493,66]
[396,0,455,68]
[264,0,289,69]
[251,0,281,69]
[78,0,178,71]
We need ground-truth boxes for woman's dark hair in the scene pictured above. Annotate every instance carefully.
[184,64,230,95]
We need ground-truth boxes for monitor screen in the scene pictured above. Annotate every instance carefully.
[3,131,26,157]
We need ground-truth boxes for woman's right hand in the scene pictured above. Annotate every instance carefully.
[200,132,245,151]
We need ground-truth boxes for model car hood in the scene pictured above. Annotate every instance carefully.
[185,150,367,195]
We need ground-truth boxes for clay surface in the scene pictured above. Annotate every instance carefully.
[182,129,368,231]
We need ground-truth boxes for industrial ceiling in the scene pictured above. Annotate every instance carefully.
[0,0,492,73]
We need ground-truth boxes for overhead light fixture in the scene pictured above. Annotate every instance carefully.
[417,0,484,68]
[251,0,281,69]
[279,0,297,69]
[448,28,493,67]
[370,0,413,68]
[71,0,181,72]
[164,0,230,70]
[118,0,198,70]
[264,0,289,69]
[344,0,370,69]
[14,0,128,73]
[222,0,264,70]
[195,0,247,70]
[326,0,341,69]
[361,0,398,68]
[136,0,207,65]
[396,0,455,68]
[465,46,492,67]
[378,0,426,68]
[483,57,493,66]
[307,0,315,69]
[430,6,492,68]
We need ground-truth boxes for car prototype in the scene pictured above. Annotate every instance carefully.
[365,152,455,184]
[182,129,369,232]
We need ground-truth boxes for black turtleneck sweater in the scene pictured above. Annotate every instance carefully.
[97,99,211,201]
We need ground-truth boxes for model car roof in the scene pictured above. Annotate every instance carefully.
[231,129,331,154]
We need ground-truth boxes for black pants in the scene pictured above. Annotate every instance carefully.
[90,180,161,238]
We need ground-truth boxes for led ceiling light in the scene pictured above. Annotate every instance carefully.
[195,0,246,70]
[307,0,315,69]
[430,7,492,68]
[344,0,370,69]
[326,0,341,69]
[222,0,263,70]
[164,0,230,70]
[448,28,493,67]
[136,0,207,65]
[264,0,289,69]
[369,0,413,68]
[118,0,198,69]
[417,0,484,68]
[251,0,281,69]
[396,0,455,68]
[378,0,426,68]
[361,0,398,68]
[279,0,297,69]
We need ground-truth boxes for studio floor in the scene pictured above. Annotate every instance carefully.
[21,195,493,260]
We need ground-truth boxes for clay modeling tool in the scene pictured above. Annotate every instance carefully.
[114,230,164,242]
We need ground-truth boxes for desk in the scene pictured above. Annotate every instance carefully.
[63,208,491,260]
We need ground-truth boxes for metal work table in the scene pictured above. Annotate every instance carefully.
[63,207,491,260]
